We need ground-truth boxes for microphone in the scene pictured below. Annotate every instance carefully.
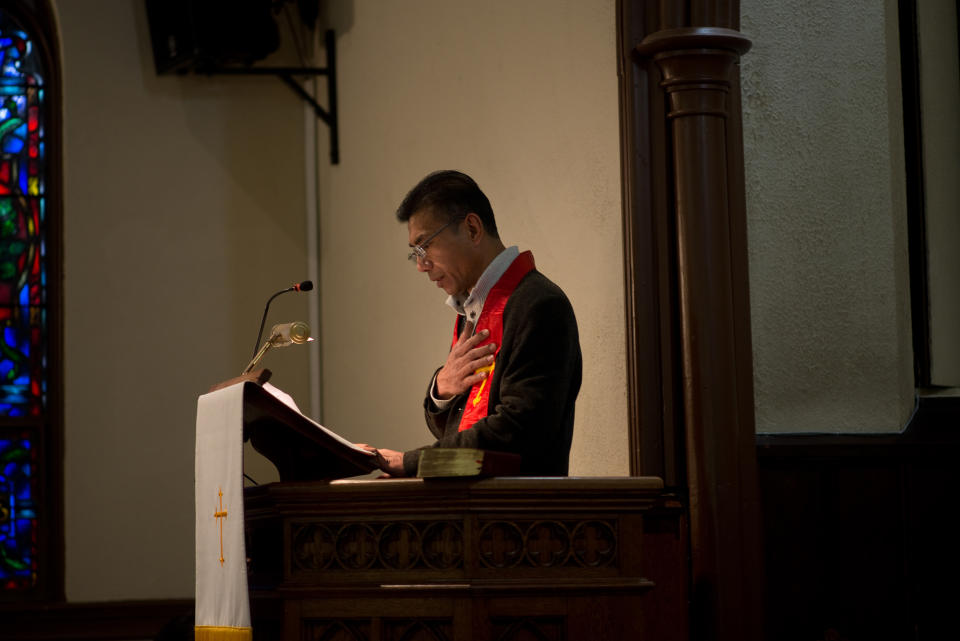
[253,280,313,358]
[292,281,313,292]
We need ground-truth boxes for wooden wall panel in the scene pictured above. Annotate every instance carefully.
[757,397,960,640]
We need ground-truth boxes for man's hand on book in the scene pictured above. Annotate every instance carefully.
[358,446,405,476]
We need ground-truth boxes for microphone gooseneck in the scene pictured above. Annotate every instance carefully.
[252,280,314,358]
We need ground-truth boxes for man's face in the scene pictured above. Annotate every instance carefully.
[407,210,473,297]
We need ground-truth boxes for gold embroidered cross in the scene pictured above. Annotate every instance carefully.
[472,362,495,407]
[214,488,228,566]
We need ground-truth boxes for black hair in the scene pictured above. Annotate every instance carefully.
[395,170,500,239]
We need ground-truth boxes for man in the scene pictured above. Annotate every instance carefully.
[374,170,581,477]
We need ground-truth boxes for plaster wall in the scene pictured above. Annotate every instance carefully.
[741,0,915,432]
[314,0,628,475]
[59,0,309,600]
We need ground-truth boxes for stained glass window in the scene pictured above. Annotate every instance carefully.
[0,9,46,591]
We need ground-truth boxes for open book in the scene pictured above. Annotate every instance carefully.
[243,382,377,481]
[262,382,374,456]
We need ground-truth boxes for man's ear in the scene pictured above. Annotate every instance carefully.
[464,212,484,244]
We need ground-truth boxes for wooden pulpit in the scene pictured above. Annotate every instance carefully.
[240,386,688,640]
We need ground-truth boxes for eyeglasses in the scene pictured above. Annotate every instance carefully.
[407,218,458,263]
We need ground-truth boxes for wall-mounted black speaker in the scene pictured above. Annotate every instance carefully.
[145,0,281,74]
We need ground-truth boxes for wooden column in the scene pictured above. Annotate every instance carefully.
[633,26,763,641]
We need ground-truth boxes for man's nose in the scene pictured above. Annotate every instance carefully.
[416,255,431,272]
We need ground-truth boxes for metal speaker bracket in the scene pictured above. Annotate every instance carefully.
[199,29,340,164]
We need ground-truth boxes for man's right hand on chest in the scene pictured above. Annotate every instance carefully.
[435,321,498,399]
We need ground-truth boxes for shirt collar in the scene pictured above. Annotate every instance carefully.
[446,246,520,323]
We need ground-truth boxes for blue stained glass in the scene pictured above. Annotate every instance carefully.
[0,7,47,592]
[2,132,23,154]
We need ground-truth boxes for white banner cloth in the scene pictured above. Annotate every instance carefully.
[195,383,251,638]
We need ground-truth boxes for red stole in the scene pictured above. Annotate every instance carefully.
[451,251,536,432]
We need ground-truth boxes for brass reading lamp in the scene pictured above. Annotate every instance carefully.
[243,321,313,375]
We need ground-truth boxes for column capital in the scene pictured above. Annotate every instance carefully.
[636,27,751,120]
[635,26,751,58]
